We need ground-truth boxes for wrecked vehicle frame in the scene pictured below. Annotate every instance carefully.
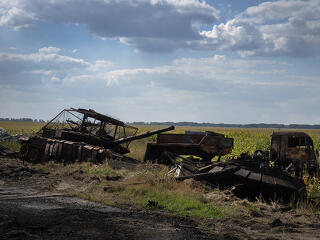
[19,108,174,164]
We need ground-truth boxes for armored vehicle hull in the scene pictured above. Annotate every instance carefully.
[20,108,174,164]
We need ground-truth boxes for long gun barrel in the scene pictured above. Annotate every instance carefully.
[113,125,175,144]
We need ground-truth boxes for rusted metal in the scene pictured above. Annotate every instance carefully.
[155,131,313,202]
[270,131,319,177]
[19,108,174,164]
[144,131,233,162]
[113,126,174,144]
[170,153,306,202]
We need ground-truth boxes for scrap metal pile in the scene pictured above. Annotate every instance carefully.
[165,152,306,202]
[144,130,318,201]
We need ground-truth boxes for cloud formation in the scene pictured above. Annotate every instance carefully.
[1,0,320,56]
[201,0,320,57]
[104,55,291,90]
[0,47,112,84]
[0,0,218,52]
[1,0,319,56]
[1,45,320,123]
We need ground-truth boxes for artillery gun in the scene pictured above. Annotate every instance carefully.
[19,108,174,164]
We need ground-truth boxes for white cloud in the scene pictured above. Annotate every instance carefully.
[1,0,319,56]
[50,76,61,83]
[0,0,218,53]
[104,55,293,89]
[0,49,89,77]
[1,51,320,123]
[201,0,320,57]
[0,49,88,66]
[88,60,114,71]
[38,46,61,54]
[0,47,114,85]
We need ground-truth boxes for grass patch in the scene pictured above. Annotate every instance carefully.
[304,176,320,208]
[102,165,232,219]
[78,163,119,176]
[1,140,21,151]
[115,186,227,218]
[52,162,232,219]
[30,161,124,180]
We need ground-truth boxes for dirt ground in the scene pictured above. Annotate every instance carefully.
[0,157,212,240]
[1,157,320,240]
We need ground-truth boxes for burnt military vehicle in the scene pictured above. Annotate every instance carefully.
[270,131,319,177]
[146,131,317,201]
[144,130,234,163]
[20,108,174,164]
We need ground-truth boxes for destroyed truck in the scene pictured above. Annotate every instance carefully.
[20,108,174,164]
[270,131,319,177]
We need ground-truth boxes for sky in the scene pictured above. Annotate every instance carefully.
[0,0,320,124]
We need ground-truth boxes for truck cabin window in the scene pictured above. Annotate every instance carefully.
[288,136,307,148]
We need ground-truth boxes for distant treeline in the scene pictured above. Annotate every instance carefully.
[1,118,320,129]
[0,118,46,123]
[130,122,320,130]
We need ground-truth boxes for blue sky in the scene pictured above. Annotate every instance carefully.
[0,0,320,124]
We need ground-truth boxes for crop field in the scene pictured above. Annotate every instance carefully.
[0,121,45,135]
[1,121,320,161]
[128,125,320,162]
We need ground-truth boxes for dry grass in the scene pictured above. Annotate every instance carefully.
[94,164,232,218]
[29,160,231,218]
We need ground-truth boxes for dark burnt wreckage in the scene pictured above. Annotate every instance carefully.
[151,131,318,202]
[17,108,319,202]
[144,130,233,163]
[19,108,174,164]
[270,131,319,177]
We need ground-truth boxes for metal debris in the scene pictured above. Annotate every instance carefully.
[159,131,317,202]
[0,144,17,158]
[19,108,174,164]
[270,131,319,177]
[0,127,22,142]
[169,153,306,202]
[144,130,233,163]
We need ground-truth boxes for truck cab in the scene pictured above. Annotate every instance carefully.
[270,131,319,177]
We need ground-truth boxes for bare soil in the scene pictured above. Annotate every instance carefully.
[0,157,320,240]
[0,157,213,240]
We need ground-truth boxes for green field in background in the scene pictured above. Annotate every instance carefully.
[2,121,320,161]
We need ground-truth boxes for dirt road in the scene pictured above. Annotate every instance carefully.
[0,177,210,240]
